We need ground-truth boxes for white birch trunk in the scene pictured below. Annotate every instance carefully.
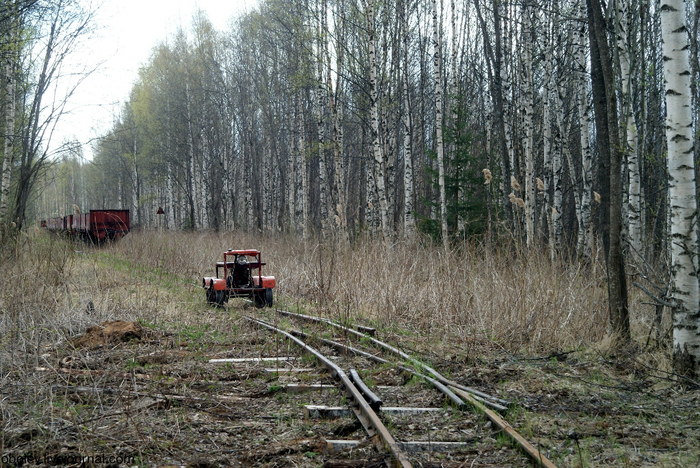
[365,147,377,236]
[451,0,465,235]
[368,0,389,241]
[332,0,348,239]
[552,120,563,250]
[432,0,448,248]
[297,97,309,239]
[0,33,16,238]
[501,11,515,223]
[522,2,535,248]
[222,143,230,230]
[402,0,415,238]
[263,143,271,230]
[245,122,254,229]
[576,2,593,258]
[118,179,123,209]
[287,121,295,231]
[333,95,347,238]
[201,129,210,229]
[661,0,700,377]
[186,83,199,230]
[316,6,329,237]
[167,163,175,229]
[131,164,139,226]
[542,19,554,260]
[617,0,642,254]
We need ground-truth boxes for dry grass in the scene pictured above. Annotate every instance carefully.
[111,230,634,354]
[0,228,671,377]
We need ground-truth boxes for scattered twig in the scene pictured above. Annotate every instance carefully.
[632,282,673,307]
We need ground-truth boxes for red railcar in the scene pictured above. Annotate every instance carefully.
[43,209,130,243]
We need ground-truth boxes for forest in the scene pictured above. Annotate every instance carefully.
[1,0,700,378]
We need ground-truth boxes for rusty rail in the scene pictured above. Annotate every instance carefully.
[272,307,557,467]
[276,308,510,407]
[245,316,412,468]
[288,329,506,412]
[262,305,557,467]
[349,369,383,412]
[449,386,557,468]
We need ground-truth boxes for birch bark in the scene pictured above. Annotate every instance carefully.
[0,23,16,240]
[432,0,448,248]
[317,0,329,237]
[660,0,700,378]
[522,1,535,247]
[368,0,390,241]
[542,17,554,259]
[402,0,415,237]
[617,0,641,253]
[167,163,175,228]
[576,1,593,258]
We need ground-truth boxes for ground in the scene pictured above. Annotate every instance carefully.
[0,233,698,467]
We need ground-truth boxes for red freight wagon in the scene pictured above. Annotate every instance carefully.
[43,209,130,243]
[88,210,130,242]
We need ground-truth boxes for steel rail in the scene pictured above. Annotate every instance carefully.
[289,329,507,412]
[250,312,554,467]
[289,329,391,364]
[448,386,557,468]
[245,316,412,468]
[349,369,383,412]
[276,308,510,407]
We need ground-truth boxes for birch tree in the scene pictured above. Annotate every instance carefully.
[617,0,641,253]
[0,3,18,241]
[575,1,593,259]
[521,1,535,247]
[366,0,390,241]
[660,0,700,379]
[432,0,448,248]
[401,0,415,237]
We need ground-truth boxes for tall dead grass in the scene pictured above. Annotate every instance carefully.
[0,228,663,363]
[112,230,626,354]
[0,230,149,373]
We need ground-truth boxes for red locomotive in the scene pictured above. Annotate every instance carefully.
[43,209,130,243]
[202,249,276,307]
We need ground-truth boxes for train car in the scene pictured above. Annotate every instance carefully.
[86,209,130,242]
[43,209,130,243]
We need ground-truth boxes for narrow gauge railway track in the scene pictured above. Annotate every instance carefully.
[231,305,557,468]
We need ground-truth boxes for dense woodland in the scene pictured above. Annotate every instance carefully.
[1,0,700,376]
[15,0,687,250]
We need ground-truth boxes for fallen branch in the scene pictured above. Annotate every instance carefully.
[632,282,673,307]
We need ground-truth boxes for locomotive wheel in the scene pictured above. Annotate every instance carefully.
[215,290,225,307]
[253,291,264,308]
[253,289,273,308]
[206,288,216,305]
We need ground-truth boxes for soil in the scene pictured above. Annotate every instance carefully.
[2,301,698,468]
[72,321,144,348]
